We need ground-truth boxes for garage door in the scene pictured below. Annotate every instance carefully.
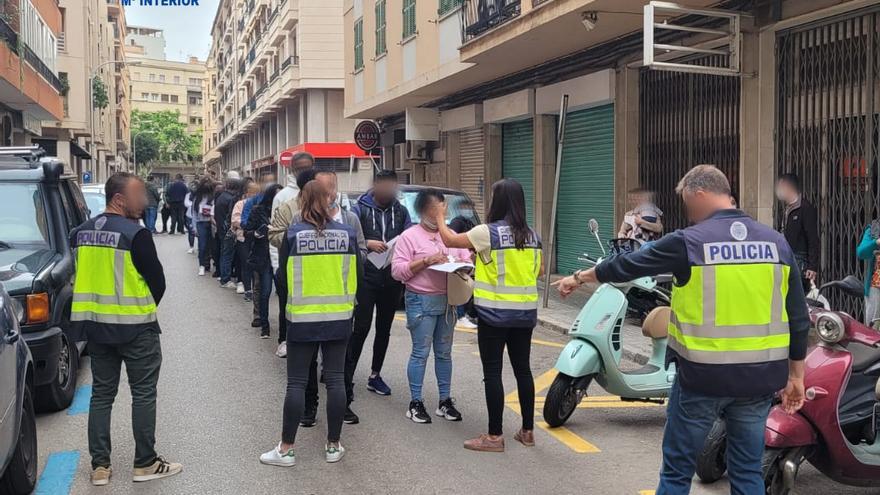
[556,104,615,274]
[459,128,485,219]
[502,119,534,224]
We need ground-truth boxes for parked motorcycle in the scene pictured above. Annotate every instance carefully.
[696,275,880,494]
[543,219,675,428]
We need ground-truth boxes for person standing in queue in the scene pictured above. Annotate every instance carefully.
[260,180,358,467]
[553,165,809,494]
[346,170,411,413]
[776,173,820,292]
[434,179,542,452]
[391,189,470,424]
[69,172,182,486]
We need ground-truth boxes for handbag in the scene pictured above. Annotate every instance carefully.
[447,269,474,306]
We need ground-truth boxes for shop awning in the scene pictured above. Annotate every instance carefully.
[279,142,378,167]
[69,140,92,160]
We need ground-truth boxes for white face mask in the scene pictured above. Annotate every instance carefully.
[422,218,438,231]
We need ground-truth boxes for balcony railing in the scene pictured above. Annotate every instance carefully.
[461,0,521,43]
[2,14,66,94]
[248,98,256,112]
[247,47,256,64]
[280,55,299,70]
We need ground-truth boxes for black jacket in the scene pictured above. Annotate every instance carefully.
[782,197,820,272]
[245,203,271,270]
[353,191,412,288]
[213,191,237,234]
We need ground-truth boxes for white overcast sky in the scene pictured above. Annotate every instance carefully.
[123,1,219,62]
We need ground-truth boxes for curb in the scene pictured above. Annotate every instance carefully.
[537,315,651,366]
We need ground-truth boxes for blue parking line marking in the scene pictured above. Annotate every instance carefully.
[35,450,80,495]
[67,385,91,415]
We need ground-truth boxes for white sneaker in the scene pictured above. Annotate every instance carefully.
[457,316,477,329]
[325,443,345,463]
[221,281,237,289]
[236,282,245,294]
[198,266,206,276]
[187,247,194,254]
[259,443,296,467]
[275,342,287,358]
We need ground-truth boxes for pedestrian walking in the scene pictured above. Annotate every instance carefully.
[435,179,542,452]
[69,172,182,486]
[259,180,358,467]
[192,178,216,276]
[345,170,412,415]
[857,218,880,325]
[554,165,809,494]
[144,176,160,234]
[165,174,189,234]
[777,173,820,291]
[391,188,470,424]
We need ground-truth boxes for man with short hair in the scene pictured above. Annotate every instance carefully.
[776,173,820,291]
[165,174,189,234]
[554,165,809,495]
[70,172,181,486]
[345,170,412,413]
[144,176,160,234]
[214,178,240,288]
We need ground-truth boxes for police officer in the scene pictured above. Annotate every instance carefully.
[554,165,809,494]
[70,172,182,486]
[260,179,358,467]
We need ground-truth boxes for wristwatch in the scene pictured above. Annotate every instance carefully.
[572,270,585,286]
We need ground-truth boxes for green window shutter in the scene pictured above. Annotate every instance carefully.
[354,18,364,70]
[375,1,386,56]
[403,0,416,38]
[502,119,534,225]
[555,104,615,274]
[438,0,462,16]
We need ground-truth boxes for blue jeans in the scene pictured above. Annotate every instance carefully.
[404,291,454,402]
[143,207,157,233]
[196,221,213,268]
[219,230,235,283]
[658,379,773,495]
[255,264,273,328]
[185,217,195,248]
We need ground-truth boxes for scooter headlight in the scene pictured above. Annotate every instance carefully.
[815,313,845,344]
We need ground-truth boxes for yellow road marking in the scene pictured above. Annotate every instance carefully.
[639,491,656,495]
[505,368,557,402]
[536,421,601,453]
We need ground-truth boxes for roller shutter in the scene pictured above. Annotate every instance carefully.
[555,104,615,274]
[502,119,534,224]
[459,127,485,219]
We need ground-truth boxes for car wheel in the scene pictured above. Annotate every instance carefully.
[0,383,38,495]
[35,333,78,412]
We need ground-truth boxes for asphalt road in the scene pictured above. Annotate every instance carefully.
[32,234,880,495]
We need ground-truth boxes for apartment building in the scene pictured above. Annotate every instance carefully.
[37,0,129,182]
[344,0,880,295]
[0,0,63,150]
[125,25,166,59]
[126,53,207,133]
[206,0,368,185]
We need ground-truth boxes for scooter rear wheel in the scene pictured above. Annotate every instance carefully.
[696,419,727,483]
[543,373,591,428]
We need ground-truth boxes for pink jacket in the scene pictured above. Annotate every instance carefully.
[391,224,472,295]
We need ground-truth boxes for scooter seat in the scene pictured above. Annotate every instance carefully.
[849,343,880,373]
[642,306,670,339]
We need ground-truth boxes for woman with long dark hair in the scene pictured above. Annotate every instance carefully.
[191,178,216,276]
[245,183,283,338]
[435,178,543,452]
[260,180,357,467]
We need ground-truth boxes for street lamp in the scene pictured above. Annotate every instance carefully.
[132,129,156,176]
[89,60,142,176]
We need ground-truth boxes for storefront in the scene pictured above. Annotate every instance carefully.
[501,119,534,224]
[278,142,379,193]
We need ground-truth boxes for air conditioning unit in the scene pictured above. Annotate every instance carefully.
[406,140,429,162]
[394,143,408,170]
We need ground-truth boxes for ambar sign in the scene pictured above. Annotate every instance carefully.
[354,121,381,152]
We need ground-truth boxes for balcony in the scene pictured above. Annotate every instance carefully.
[0,16,63,120]
[461,0,521,43]
[281,55,298,70]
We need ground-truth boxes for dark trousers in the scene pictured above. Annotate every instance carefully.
[219,231,235,284]
[236,241,252,292]
[282,339,347,443]
[88,331,162,469]
[160,207,171,233]
[345,283,402,403]
[143,207,158,234]
[185,217,195,248]
[168,202,186,233]
[196,221,213,269]
[477,322,534,436]
[255,264,273,329]
[274,266,287,344]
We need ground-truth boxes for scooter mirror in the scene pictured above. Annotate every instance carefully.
[588,219,599,234]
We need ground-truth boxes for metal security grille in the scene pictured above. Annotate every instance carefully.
[776,8,880,316]
[639,56,741,232]
[459,128,485,219]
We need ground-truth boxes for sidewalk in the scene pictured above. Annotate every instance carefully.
[536,275,654,365]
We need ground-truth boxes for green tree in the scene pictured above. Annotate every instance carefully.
[131,110,203,164]
[92,78,109,109]
[133,133,160,165]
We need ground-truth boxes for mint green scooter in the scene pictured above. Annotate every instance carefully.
[543,219,676,428]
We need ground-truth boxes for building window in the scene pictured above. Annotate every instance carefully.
[150,93,159,101]
[159,74,165,82]
[149,73,156,81]
[174,75,180,84]
[375,0,386,56]
[402,0,416,38]
[438,0,461,16]
[353,18,364,71]
[170,95,179,103]
[161,94,169,102]
[141,92,149,100]
[189,77,200,86]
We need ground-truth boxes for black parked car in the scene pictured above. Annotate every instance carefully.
[0,146,87,412]
[0,284,37,494]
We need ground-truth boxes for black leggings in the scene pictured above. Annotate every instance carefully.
[282,338,348,444]
[477,322,534,436]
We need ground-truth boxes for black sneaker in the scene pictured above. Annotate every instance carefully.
[260,327,270,339]
[436,398,462,421]
[250,318,262,328]
[300,408,317,428]
[243,291,252,302]
[406,400,432,424]
[344,406,359,425]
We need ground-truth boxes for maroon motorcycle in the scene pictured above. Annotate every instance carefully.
[696,275,880,494]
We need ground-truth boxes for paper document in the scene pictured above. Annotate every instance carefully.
[367,236,398,269]
[428,262,475,273]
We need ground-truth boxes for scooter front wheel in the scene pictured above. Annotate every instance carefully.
[543,373,592,428]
